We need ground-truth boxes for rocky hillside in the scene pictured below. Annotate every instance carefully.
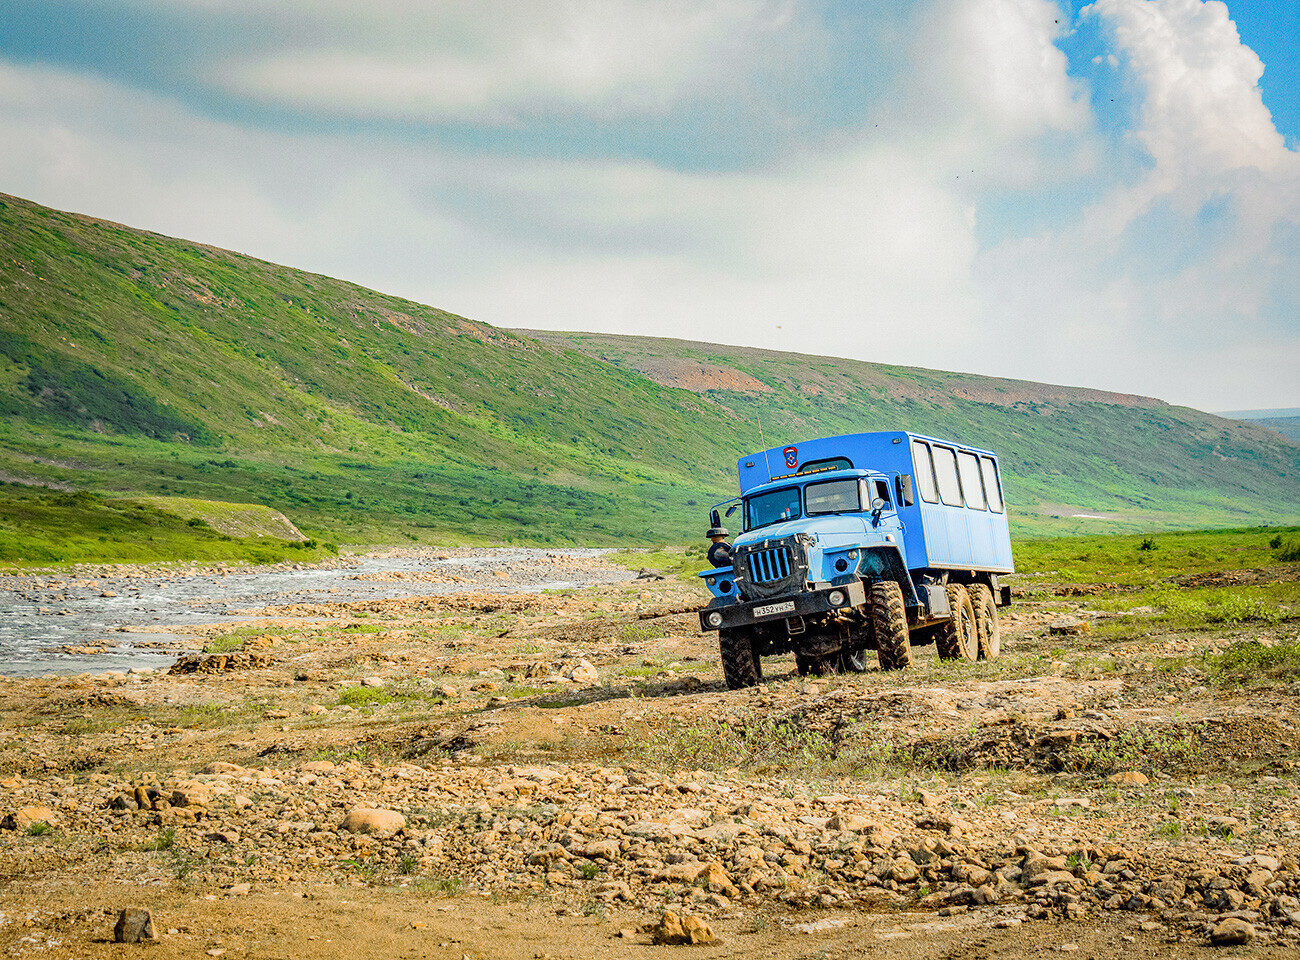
[1,192,1296,548]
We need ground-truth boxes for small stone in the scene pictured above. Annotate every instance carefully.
[437,685,458,698]
[339,807,406,836]
[114,907,156,943]
[305,704,328,715]
[200,762,245,775]
[1049,619,1091,636]
[1108,771,1149,786]
[1210,918,1254,946]
[361,676,385,688]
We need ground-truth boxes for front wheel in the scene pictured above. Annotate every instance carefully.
[936,583,978,661]
[969,583,1001,659]
[871,581,912,670]
[719,627,762,689]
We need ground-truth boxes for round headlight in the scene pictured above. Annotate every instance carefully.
[828,589,846,606]
[834,558,849,572]
[706,612,724,628]
[719,580,733,593]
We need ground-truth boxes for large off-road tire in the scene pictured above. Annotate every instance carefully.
[969,583,1001,660]
[935,583,977,661]
[871,581,911,670]
[719,627,762,689]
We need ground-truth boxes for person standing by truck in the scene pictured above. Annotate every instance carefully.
[706,525,732,568]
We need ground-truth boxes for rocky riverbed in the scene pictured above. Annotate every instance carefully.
[1,550,1298,959]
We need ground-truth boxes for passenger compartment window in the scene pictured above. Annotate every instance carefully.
[932,445,964,506]
[957,451,986,510]
[980,457,1004,513]
[872,479,891,505]
[805,478,861,515]
[910,440,940,503]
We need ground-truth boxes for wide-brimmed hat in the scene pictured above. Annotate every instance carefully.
[706,527,729,538]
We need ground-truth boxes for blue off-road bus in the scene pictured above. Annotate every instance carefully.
[698,431,1014,688]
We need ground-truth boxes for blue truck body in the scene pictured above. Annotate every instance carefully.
[698,430,1014,686]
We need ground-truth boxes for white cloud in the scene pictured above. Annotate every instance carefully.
[968,0,1300,408]
[1086,0,1286,181]
[201,0,812,122]
[2,0,1297,411]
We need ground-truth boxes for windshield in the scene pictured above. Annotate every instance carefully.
[745,486,801,530]
[805,478,861,515]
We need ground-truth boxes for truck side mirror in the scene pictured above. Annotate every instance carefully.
[710,509,721,528]
[725,504,739,518]
[897,475,915,507]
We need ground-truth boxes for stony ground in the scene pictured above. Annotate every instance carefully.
[1,551,1299,959]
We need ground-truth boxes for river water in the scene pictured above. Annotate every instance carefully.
[0,549,628,678]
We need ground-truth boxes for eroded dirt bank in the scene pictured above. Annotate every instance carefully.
[1,552,1298,959]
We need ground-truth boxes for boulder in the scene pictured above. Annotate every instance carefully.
[2,806,57,831]
[339,807,406,836]
[114,907,156,943]
[1209,918,1254,946]
[650,911,715,945]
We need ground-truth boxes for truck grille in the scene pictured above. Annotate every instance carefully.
[733,535,810,601]
[746,547,793,584]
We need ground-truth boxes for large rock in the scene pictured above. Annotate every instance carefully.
[568,659,599,685]
[339,807,406,836]
[114,907,156,943]
[1,806,57,831]
[651,911,715,945]
[1209,918,1254,946]
[170,784,212,808]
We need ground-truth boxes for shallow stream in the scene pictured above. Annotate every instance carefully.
[0,549,626,677]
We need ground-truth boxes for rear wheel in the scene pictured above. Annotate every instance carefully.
[719,627,762,689]
[871,581,911,670]
[936,584,977,661]
[969,583,1001,659]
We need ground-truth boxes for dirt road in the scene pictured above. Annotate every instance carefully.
[1,551,1298,959]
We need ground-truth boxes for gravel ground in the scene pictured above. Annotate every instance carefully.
[0,550,1298,959]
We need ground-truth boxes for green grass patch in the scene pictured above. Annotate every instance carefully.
[1013,526,1300,587]
[337,686,393,708]
[1208,639,1300,685]
[1058,727,1206,774]
[0,486,334,567]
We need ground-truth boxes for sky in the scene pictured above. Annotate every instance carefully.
[1,0,1297,413]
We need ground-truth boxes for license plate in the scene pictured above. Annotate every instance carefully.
[753,600,795,618]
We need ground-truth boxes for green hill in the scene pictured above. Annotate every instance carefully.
[1,192,1296,559]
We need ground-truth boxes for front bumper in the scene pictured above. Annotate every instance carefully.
[698,580,867,632]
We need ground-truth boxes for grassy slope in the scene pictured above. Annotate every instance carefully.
[1,192,1297,558]
[519,331,1300,536]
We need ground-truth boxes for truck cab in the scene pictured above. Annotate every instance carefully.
[698,431,1013,688]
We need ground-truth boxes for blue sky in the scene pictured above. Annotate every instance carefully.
[1,0,1297,411]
